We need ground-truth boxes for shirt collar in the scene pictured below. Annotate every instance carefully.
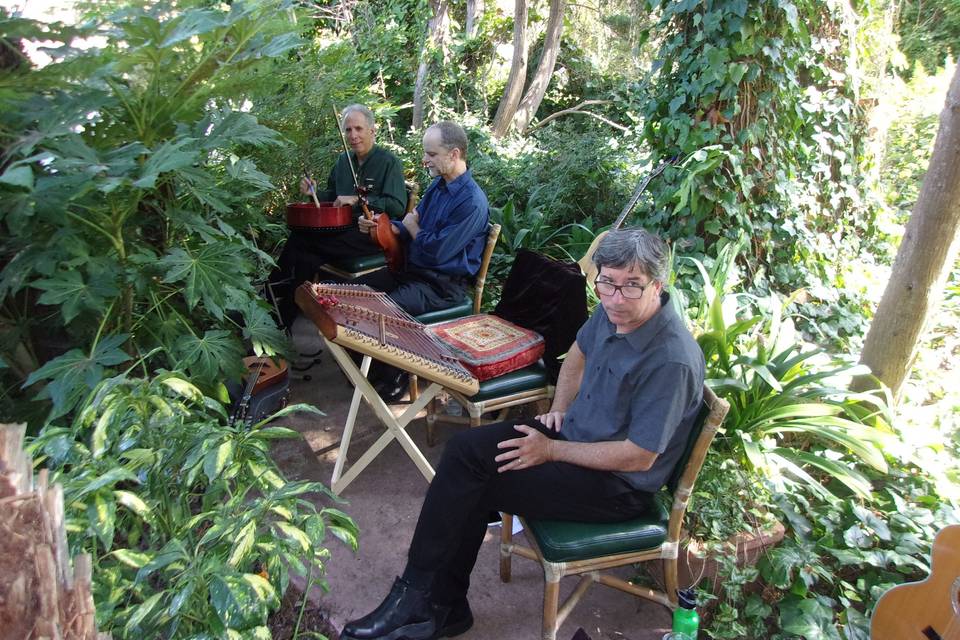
[354,145,379,168]
[440,168,471,195]
[603,291,675,352]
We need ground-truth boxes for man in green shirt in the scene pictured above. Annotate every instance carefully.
[268,104,407,331]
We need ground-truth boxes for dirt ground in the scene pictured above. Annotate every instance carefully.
[271,318,674,640]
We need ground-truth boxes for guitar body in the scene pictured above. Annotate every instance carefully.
[871,524,960,640]
[242,356,289,394]
[229,357,290,426]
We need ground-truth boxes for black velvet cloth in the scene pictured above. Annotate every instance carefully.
[492,250,588,384]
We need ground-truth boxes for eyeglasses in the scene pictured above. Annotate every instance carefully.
[594,278,653,299]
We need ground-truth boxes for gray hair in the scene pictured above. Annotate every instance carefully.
[341,104,376,130]
[428,121,468,159]
[591,228,669,283]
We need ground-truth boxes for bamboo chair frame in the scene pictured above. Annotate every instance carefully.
[424,384,554,445]
[498,385,729,640]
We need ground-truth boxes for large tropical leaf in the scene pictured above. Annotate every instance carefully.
[32,269,119,323]
[174,330,245,383]
[159,244,253,319]
[25,333,131,419]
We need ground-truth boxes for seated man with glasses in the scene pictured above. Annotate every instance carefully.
[340,228,705,640]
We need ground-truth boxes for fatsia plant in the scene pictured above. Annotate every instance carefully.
[0,1,302,421]
[684,248,895,501]
[30,368,356,638]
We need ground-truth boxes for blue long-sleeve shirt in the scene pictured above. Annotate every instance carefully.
[395,170,489,277]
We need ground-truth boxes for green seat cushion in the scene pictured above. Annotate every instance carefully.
[466,362,549,402]
[416,299,473,324]
[327,253,386,273]
[526,499,669,563]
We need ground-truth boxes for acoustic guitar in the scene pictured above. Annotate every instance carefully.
[230,356,289,426]
[871,524,960,639]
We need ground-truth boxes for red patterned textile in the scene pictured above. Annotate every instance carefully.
[428,314,545,381]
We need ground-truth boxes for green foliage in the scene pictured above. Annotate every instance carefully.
[640,0,871,302]
[895,0,960,77]
[29,369,356,638]
[472,120,648,229]
[681,242,957,639]
[682,242,893,502]
[487,198,596,286]
[0,1,300,419]
[703,470,957,639]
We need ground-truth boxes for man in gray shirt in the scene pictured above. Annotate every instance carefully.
[341,228,705,640]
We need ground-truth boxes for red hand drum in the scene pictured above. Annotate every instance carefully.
[286,202,353,232]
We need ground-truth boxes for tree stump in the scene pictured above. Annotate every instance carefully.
[0,423,110,640]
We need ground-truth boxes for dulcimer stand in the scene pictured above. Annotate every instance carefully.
[295,283,478,494]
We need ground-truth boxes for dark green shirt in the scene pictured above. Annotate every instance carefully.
[317,145,406,218]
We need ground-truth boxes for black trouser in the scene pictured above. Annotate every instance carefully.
[268,227,378,330]
[404,419,655,605]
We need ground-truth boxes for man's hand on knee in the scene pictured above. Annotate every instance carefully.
[494,424,554,473]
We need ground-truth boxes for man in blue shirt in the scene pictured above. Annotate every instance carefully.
[354,121,489,400]
[356,120,489,316]
[340,229,705,640]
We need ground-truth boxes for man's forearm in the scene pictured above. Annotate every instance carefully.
[548,438,657,473]
[549,344,585,413]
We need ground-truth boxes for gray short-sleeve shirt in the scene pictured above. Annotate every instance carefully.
[561,293,705,493]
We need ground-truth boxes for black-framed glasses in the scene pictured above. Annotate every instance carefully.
[593,277,653,299]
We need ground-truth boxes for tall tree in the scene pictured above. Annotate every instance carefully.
[465,0,484,38]
[413,0,450,130]
[513,0,566,133]
[491,0,528,138]
[857,63,960,399]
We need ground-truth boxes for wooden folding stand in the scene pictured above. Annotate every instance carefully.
[296,283,478,494]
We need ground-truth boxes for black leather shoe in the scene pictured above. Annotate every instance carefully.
[375,370,410,403]
[341,577,436,640]
[431,599,473,638]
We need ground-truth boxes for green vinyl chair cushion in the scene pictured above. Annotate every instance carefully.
[465,362,549,402]
[415,298,473,325]
[526,499,670,563]
[327,253,386,273]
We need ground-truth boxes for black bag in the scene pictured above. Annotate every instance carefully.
[493,250,588,383]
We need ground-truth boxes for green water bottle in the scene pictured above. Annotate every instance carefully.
[672,589,699,639]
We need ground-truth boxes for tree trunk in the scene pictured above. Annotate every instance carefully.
[856,62,960,400]
[412,0,450,131]
[491,0,528,138]
[1,424,109,640]
[466,0,484,38]
[514,0,566,134]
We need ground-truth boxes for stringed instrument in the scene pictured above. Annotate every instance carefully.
[871,524,960,639]
[230,356,289,426]
[295,282,478,395]
[577,157,674,283]
[332,105,405,272]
